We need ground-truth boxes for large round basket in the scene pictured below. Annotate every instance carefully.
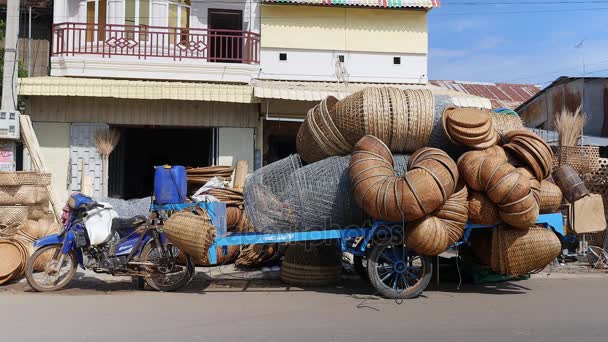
[280,241,341,286]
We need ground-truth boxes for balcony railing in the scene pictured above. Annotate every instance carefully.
[52,22,260,64]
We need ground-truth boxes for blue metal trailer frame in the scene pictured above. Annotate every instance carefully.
[206,213,564,264]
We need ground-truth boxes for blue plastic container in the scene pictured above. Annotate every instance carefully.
[154,165,187,204]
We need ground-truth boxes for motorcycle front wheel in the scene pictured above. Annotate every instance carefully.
[140,242,193,292]
[25,244,78,292]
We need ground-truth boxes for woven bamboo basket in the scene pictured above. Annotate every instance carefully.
[553,145,600,175]
[539,180,563,213]
[407,216,450,256]
[479,157,515,191]
[236,243,282,267]
[499,202,539,229]
[0,185,48,206]
[312,96,351,155]
[498,191,537,215]
[504,130,553,180]
[280,242,342,286]
[0,206,28,226]
[492,226,561,276]
[0,172,51,186]
[553,165,590,202]
[0,239,23,283]
[468,191,499,224]
[226,206,242,229]
[482,145,508,160]
[296,107,332,163]
[162,212,217,264]
[0,238,28,284]
[28,205,51,220]
[330,90,368,146]
[486,172,529,205]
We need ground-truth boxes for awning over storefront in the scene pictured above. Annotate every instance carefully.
[18,77,257,104]
[254,80,492,121]
[261,0,440,9]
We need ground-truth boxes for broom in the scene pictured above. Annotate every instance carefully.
[95,129,121,197]
[554,106,586,147]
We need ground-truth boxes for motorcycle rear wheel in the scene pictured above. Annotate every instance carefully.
[25,245,78,292]
[140,242,193,292]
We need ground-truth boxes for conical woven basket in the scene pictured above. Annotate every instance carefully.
[491,226,561,276]
[162,211,217,264]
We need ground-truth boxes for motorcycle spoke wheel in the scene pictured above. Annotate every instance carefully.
[25,245,77,292]
[140,243,192,292]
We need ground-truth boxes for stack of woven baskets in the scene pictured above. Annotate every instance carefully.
[297,88,435,163]
[443,107,498,149]
[457,128,557,229]
[349,135,466,255]
[0,171,52,225]
[0,219,60,284]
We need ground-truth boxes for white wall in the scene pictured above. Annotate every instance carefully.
[218,127,254,172]
[259,48,428,84]
[32,122,72,203]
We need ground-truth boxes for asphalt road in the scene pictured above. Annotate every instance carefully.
[1,275,607,342]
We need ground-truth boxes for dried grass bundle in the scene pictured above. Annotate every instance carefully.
[95,129,121,156]
[554,107,586,147]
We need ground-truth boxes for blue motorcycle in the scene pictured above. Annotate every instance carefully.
[25,193,194,292]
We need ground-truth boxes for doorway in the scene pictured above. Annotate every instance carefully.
[108,126,213,199]
[208,9,243,63]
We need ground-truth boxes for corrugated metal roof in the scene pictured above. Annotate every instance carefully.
[430,80,540,109]
[261,0,440,9]
[18,77,257,104]
[254,80,492,112]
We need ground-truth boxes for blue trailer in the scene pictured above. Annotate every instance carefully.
[155,202,564,299]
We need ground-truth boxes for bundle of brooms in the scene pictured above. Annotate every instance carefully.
[553,107,599,174]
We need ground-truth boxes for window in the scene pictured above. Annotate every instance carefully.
[86,0,107,42]
[394,57,401,65]
[279,53,287,61]
[125,0,150,41]
[169,0,191,44]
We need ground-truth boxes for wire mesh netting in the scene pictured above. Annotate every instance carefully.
[244,154,410,233]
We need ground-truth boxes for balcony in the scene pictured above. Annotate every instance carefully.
[50,22,261,83]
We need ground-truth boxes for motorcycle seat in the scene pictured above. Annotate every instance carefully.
[111,216,146,238]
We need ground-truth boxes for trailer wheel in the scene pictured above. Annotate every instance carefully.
[366,243,432,299]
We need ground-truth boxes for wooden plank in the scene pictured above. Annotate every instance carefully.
[19,114,63,223]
